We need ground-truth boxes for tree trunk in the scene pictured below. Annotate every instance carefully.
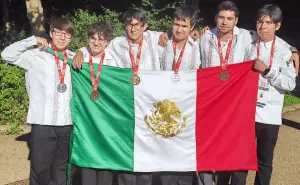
[25,0,46,36]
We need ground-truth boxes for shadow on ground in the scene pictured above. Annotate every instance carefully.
[282,118,300,130]
[15,133,31,160]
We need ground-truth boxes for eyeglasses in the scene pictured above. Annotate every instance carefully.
[256,20,274,27]
[53,29,72,39]
[126,23,144,30]
[89,37,108,44]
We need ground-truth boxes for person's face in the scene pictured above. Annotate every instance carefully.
[256,15,280,42]
[172,18,192,42]
[88,33,108,55]
[125,18,147,42]
[50,28,72,51]
[215,10,238,35]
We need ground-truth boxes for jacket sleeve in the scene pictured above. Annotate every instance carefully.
[1,36,37,70]
[264,53,296,91]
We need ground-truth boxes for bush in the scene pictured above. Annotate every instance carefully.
[65,0,184,51]
[0,0,189,134]
[64,8,124,51]
[0,59,28,134]
[284,92,300,107]
[0,23,27,51]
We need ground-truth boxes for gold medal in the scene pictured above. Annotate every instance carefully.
[90,90,100,101]
[219,70,229,81]
[130,75,141,85]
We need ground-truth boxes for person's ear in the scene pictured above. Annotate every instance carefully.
[235,17,239,26]
[275,22,281,30]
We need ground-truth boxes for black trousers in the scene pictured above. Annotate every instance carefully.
[216,122,279,185]
[29,124,73,185]
[216,171,247,185]
[81,168,114,185]
[160,172,195,185]
[117,172,152,185]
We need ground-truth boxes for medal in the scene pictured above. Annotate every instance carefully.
[90,90,100,101]
[128,37,143,85]
[217,34,233,81]
[173,73,180,82]
[89,52,105,101]
[52,45,68,93]
[130,75,141,85]
[57,83,67,93]
[219,70,229,81]
[172,41,187,83]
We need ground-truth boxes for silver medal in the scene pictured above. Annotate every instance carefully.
[172,73,180,82]
[57,83,67,93]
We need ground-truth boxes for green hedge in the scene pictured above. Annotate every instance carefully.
[2,0,299,134]
[0,59,28,134]
[0,0,185,134]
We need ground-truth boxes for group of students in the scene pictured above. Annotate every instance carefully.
[1,1,299,185]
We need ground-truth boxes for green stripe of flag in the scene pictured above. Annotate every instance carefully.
[70,64,135,171]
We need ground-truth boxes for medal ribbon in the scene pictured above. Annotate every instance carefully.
[127,38,143,76]
[217,34,233,70]
[52,45,67,84]
[172,41,187,74]
[256,37,276,68]
[89,52,105,91]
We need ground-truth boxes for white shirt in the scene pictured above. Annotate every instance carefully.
[159,36,201,70]
[1,36,74,126]
[82,47,117,66]
[200,26,291,68]
[200,26,257,68]
[244,37,296,125]
[80,30,162,70]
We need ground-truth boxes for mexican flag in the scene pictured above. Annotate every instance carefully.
[70,61,259,172]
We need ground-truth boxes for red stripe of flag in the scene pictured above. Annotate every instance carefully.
[196,61,259,171]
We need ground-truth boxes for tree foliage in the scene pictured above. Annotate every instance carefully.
[0,0,185,134]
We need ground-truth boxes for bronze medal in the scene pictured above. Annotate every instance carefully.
[90,90,100,101]
[219,70,229,81]
[89,52,105,101]
[130,75,141,85]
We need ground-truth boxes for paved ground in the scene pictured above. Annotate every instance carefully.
[0,111,300,185]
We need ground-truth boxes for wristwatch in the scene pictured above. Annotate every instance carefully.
[262,68,271,77]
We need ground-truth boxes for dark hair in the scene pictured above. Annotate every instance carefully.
[256,4,282,24]
[174,6,199,26]
[88,22,114,42]
[216,1,239,17]
[50,18,75,35]
[122,8,147,25]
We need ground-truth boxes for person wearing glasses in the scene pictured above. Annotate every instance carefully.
[1,18,75,185]
[72,22,118,185]
[73,8,162,71]
[73,8,162,185]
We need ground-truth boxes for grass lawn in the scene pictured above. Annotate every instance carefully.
[284,92,300,107]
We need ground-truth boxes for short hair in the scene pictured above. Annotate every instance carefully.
[216,1,239,17]
[174,6,199,26]
[122,8,147,25]
[256,4,282,24]
[88,22,114,42]
[50,18,75,36]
